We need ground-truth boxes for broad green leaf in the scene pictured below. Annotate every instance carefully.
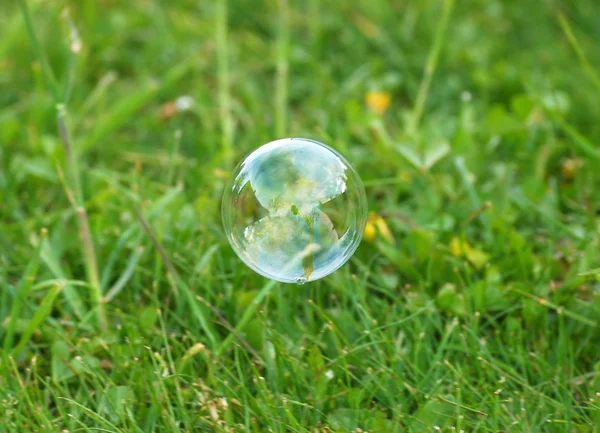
[437,284,466,317]
[243,318,265,351]
[348,387,367,408]
[140,307,159,331]
[511,93,535,120]
[464,246,490,269]
[99,385,133,423]
[411,396,455,432]
[423,141,450,170]
[395,142,423,170]
[486,104,522,135]
[52,340,74,382]
[237,290,258,312]
[307,345,324,372]
[328,408,371,431]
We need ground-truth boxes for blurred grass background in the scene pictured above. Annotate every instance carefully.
[1,0,600,431]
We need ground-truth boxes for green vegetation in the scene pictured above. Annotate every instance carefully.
[1,0,599,431]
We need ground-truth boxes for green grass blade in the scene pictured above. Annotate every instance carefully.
[80,57,198,152]
[103,246,144,303]
[275,0,289,137]
[11,283,63,357]
[216,0,233,166]
[557,12,600,94]
[3,230,46,358]
[408,0,455,134]
[16,0,60,102]
[40,236,88,320]
[135,207,218,348]
[215,279,278,357]
[552,114,600,161]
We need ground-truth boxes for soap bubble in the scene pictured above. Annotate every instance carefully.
[222,138,367,284]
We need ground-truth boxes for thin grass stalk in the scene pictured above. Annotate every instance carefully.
[216,0,233,167]
[17,0,107,331]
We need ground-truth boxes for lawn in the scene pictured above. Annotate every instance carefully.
[1,0,599,431]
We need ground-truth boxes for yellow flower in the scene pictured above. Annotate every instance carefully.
[364,221,376,241]
[450,236,465,256]
[374,216,394,243]
[364,212,394,243]
[366,91,391,115]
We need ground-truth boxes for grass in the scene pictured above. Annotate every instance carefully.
[1,0,599,431]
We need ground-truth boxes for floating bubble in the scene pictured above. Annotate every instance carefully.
[222,138,367,284]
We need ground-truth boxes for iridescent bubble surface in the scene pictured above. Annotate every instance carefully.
[222,138,367,284]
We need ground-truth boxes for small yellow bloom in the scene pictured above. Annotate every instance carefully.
[364,212,394,243]
[374,216,394,243]
[366,91,391,115]
[450,236,465,256]
[364,221,376,241]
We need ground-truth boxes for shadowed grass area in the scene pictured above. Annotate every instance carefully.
[1,0,599,431]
